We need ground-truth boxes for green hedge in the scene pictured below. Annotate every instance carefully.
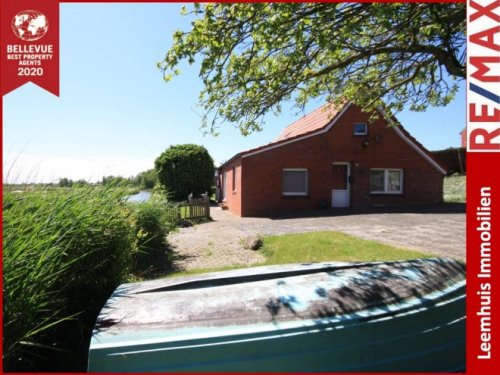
[154,144,215,201]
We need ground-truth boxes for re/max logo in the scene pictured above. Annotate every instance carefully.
[467,0,500,152]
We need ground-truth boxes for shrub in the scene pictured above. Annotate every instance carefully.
[2,187,134,371]
[130,197,175,276]
[154,144,215,201]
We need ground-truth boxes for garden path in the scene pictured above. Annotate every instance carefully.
[167,205,465,271]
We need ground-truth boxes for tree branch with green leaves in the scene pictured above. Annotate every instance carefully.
[159,2,465,136]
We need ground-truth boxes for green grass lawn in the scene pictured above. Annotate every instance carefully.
[443,174,466,203]
[259,231,432,264]
[170,231,432,277]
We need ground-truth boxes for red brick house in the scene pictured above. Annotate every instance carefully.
[218,102,446,217]
[460,127,467,148]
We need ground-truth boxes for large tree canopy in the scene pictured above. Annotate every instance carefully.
[160,2,465,135]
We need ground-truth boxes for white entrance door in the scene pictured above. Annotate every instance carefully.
[332,163,350,208]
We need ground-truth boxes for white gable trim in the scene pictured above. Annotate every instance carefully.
[240,103,446,176]
[376,106,447,176]
[392,126,447,175]
[242,103,352,159]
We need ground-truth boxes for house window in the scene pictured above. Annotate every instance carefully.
[370,169,403,194]
[283,169,308,196]
[232,167,237,192]
[223,171,227,200]
[353,123,368,135]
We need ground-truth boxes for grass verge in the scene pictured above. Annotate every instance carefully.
[169,231,432,277]
[259,231,432,264]
[443,174,465,203]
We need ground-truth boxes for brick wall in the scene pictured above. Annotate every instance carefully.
[233,105,444,217]
[460,128,467,148]
[220,158,242,216]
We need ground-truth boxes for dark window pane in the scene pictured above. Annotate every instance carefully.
[370,170,385,191]
[283,170,307,194]
[232,167,236,191]
[353,123,367,135]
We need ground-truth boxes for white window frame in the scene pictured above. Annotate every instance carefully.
[223,171,227,200]
[283,168,308,196]
[370,168,403,194]
[353,123,368,136]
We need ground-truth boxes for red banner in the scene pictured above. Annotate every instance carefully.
[466,0,500,372]
[466,152,500,374]
[1,0,59,96]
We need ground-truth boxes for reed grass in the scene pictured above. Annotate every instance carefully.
[2,187,135,371]
[130,195,176,277]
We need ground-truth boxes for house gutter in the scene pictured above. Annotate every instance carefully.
[219,103,446,177]
[218,153,243,171]
[377,106,448,176]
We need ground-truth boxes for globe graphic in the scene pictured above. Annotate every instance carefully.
[11,10,49,42]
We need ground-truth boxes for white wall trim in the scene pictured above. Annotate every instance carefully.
[239,103,446,176]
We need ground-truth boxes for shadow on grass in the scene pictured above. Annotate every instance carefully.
[142,243,199,277]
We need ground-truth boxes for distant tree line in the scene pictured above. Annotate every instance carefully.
[58,178,90,188]
[55,169,158,189]
[10,144,216,203]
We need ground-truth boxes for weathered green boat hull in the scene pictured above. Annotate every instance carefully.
[88,259,465,372]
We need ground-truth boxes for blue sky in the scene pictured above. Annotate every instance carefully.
[3,3,465,183]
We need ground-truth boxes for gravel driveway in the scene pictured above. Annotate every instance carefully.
[168,204,465,271]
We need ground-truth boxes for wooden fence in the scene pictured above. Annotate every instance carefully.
[165,193,210,223]
[187,193,210,219]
